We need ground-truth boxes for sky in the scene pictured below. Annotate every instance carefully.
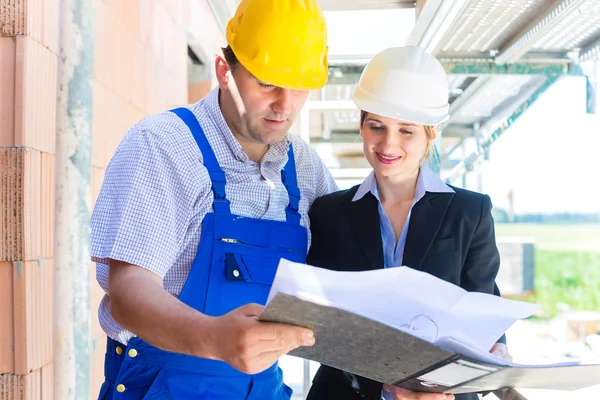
[324,9,415,59]
[477,74,600,215]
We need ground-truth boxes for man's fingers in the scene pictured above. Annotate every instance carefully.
[251,337,301,354]
[490,343,512,361]
[244,326,314,356]
[240,303,265,317]
[415,392,454,400]
[388,386,453,400]
[256,322,315,345]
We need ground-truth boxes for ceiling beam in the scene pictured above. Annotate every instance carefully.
[579,35,600,63]
[319,0,414,10]
[449,77,491,115]
[495,0,588,64]
[442,61,583,76]
[442,125,474,139]
[406,0,471,54]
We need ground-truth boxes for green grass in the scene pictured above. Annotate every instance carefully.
[495,223,600,254]
[495,223,600,318]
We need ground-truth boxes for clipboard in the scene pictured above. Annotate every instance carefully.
[259,292,600,394]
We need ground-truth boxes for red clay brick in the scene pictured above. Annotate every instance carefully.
[0,37,15,147]
[139,0,155,46]
[130,38,147,111]
[106,0,123,21]
[92,82,108,169]
[40,153,54,259]
[150,2,166,61]
[189,80,213,104]
[42,0,60,54]
[105,91,123,163]
[13,260,53,375]
[14,36,57,154]
[114,19,133,103]
[0,148,24,262]
[122,0,141,39]
[94,3,116,91]
[1,0,57,53]
[0,262,15,374]
[0,0,25,37]
[0,372,24,399]
[26,0,43,45]
[40,363,52,400]
[22,150,41,262]
[90,335,106,399]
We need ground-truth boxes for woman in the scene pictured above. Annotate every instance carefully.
[305,46,512,400]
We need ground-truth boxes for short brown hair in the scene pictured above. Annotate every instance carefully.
[360,110,435,167]
[222,45,240,72]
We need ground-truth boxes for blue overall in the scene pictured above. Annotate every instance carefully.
[98,108,308,399]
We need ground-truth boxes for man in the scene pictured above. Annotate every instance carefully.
[91,1,337,398]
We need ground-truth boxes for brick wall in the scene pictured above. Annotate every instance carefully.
[0,1,220,398]
[1,0,59,397]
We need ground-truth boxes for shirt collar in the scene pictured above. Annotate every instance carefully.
[205,87,291,164]
[352,165,454,203]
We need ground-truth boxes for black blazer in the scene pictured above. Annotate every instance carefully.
[305,184,504,400]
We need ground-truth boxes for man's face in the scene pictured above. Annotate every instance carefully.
[226,64,309,146]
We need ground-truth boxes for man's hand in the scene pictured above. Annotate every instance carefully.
[207,303,316,374]
[489,343,512,362]
[108,260,313,367]
[383,385,455,400]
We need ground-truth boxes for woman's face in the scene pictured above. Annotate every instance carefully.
[361,112,435,180]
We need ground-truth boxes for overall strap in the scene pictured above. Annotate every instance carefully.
[171,108,231,214]
[281,145,302,225]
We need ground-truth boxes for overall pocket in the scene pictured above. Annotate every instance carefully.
[203,239,296,316]
[141,368,172,400]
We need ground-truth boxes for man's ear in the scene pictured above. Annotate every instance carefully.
[215,55,230,90]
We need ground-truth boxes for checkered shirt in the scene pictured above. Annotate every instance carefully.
[91,87,338,344]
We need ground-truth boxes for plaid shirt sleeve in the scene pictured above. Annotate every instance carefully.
[91,117,209,280]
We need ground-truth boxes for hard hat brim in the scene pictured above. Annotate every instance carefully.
[353,92,450,126]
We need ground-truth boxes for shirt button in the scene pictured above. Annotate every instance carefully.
[115,346,123,355]
[128,348,138,358]
[116,384,126,393]
[233,270,240,278]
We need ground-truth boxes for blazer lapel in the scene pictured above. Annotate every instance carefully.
[341,193,384,270]
[403,192,454,270]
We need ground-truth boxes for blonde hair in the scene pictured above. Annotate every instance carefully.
[360,110,435,168]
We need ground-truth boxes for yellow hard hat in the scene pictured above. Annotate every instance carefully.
[226,0,329,90]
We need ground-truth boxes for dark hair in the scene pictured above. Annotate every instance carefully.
[222,45,240,72]
[360,110,368,127]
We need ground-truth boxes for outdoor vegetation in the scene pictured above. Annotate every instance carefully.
[495,223,600,318]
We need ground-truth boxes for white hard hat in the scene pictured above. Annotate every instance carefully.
[352,46,450,126]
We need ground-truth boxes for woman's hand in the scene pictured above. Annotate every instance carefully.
[490,343,513,362]
[383,384,455,400]
[381,344,511,399]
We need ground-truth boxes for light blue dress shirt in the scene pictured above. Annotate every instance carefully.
[352,166,454,399]
[352,165,455,268]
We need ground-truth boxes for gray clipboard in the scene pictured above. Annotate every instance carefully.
[259,292,600,394]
